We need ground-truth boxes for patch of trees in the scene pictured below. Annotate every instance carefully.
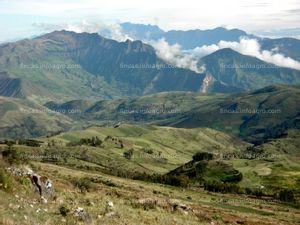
[0,139,42,147]
[104,135,124,148]
[204,180,242,194]
[101,168,189,188]
[68,136,103,147]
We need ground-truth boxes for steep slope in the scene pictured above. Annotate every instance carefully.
[0,31,205,101]
[201,48,300,91]
[0,96,73,139]
[0,73,52,100]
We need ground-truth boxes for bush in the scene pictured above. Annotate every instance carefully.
[123,149,134,160]
[0,168,13,192]
[2,146,27,165]
[193,152,213,161]
[220,171,243,183]
[59,205,70,216]
[164,175,189,187]
[278,189,295,203]
[72,177,94,193]
[252,189,264,198]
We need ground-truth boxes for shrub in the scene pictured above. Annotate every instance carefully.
[220,171,243,183]
[131,200,157,211]
[59,205,70,216]
[252,189,264,198]
[193,152,213,161]
[72,177,93,193]
[123,149,134,160]
[2,146,27,165]
[164,175,189,187]
[0,168,13,192]
[278,189,295,203]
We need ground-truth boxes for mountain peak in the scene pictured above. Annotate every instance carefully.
[203,48,242,59]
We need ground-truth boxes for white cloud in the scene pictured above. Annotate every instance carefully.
[151,38,205,73]
[191,38,300,70]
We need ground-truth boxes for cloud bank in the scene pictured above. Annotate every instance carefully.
[192,38,300,70]
[151,39,205,73]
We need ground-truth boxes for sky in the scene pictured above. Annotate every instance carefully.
[0,0,300,42]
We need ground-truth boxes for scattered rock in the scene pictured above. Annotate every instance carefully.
[106,201,114,209]
[73,207,93,224]
[105,211,116,217]
[168,199,191,213]
[40,196,48,204]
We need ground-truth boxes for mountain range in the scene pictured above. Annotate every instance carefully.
[0,30,300,103]
[117,22,300,61]
[0,31,206,101]
[119,23,250,49]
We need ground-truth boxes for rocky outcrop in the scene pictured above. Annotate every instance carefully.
[6,165,54,202]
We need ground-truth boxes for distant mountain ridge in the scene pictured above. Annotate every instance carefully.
[119,23,250,49]
[117,22,300,60]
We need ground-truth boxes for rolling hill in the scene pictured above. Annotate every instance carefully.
[44,85,300,144]
[0,96,73,139]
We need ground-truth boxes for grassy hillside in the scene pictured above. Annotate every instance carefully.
[44,84,300,143]
[38,124,300,194]
[0,124,299,224]
[0,96,73,139]
[39,124,247,174]
[2,159,299,225]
